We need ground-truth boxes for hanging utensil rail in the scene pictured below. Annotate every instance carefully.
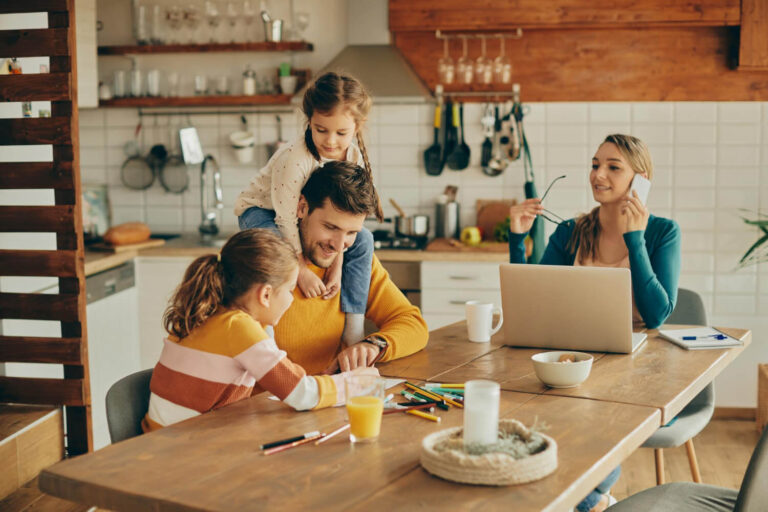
[435,29,523,40]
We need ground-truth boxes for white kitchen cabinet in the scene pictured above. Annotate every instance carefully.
[420,261,502,330]
[136,256,195,369]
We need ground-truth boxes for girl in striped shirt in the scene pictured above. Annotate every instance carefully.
[143,229,377,432]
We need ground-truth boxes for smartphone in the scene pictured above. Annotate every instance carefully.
[629,174,651,205]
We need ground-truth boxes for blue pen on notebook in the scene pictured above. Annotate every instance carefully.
[682,334,727,341]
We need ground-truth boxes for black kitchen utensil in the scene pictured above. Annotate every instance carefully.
[424,103,444,175]
[442,99,457,166]
[446,102,470,170]
[483,104,507,177]
[480,104,494,167]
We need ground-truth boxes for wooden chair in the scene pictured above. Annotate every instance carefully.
[105,369,152,443]
[641,288,713,485]
[608,425,768,511]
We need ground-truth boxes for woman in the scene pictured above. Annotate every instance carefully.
[509,133,681,330]
[508,134,681,512]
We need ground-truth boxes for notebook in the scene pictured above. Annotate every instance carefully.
[658,327,743,350]
[499,264,647,354]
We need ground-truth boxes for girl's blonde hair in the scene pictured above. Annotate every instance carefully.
[163,229,298,339]
[302,71,383,221]
[568,134,654,263]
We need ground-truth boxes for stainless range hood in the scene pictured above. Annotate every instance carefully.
[319,45,431,104]
[311,0,431,104]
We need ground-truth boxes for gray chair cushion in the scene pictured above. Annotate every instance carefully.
[734,425,768,512]
[642,384,714,448]
[105,368,153,444]
[607,482,737,512]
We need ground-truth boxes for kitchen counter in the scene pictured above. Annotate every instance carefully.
[84,234,509,276]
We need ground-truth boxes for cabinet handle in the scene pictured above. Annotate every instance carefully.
[449,276,474,280]
[449,300,466,305]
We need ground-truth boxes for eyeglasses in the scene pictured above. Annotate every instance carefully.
[538,174,567,225]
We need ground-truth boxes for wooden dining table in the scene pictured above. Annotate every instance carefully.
[38,322,750,512]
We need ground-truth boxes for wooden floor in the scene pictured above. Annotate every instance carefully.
[613,419,760,500]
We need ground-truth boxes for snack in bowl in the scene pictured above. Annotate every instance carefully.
[531,351,593,388]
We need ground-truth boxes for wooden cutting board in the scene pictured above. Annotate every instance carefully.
[476,199,517,241]
[425,238,508,252]
[88,238,165,253]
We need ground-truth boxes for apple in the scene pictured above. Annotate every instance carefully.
[460,226,482,247]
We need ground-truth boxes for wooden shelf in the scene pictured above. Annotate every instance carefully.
[98,95,294,107]
[98,41,313,55]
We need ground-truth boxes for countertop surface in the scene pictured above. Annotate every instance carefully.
[84,234,509,276]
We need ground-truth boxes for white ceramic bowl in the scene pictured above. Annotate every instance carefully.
[531,351,593,388]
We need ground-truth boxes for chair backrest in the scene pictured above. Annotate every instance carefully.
[735,425,768,512]
[105,369,153,443]
[667,288,713,409]
[666,288,707,325]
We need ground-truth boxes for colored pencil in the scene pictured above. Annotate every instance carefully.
[405,382,463,409]
[383,403,435,415]
[406,409,441,422]
[425,383,465,389]
[263,433,325,455]
[314,423,350,445]
[260,430,321,450]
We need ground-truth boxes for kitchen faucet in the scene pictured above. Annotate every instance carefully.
[199,154,224,243]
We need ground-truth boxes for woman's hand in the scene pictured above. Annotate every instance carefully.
[322,253,343,300]
[297,258,326,298]
[622,190,649,233]
[509,198,544,234]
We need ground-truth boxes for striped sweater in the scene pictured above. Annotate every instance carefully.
[142,309,344,432]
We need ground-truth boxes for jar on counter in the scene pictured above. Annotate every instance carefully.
[243,66,257,96]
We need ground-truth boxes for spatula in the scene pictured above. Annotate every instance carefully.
[424,103,444,175]
[446,102,470,170]
[480,104,494,167]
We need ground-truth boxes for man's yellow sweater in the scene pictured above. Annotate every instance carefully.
[274,255,428,375]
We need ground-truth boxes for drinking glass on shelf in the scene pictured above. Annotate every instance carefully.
[165,5,184,44]
[493,36,512,84]
[456,36,473,85]
[293,11,310,41]
[113,70,126,98]
[183,3,202,44]
[149,4,165,44]
[129,69,143,97]
[437,37,455,84]
[475,36,492,85]
[167,72,180,97]
[224,1,239,42]
[133,4,150,44]
[242,0,257,41]
[147,69,161,96]
[194,74,209,95]
[204,0,222,43]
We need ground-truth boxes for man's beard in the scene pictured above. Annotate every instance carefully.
[298,218,334,268]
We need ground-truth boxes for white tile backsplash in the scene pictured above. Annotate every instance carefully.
[675,102,717,124]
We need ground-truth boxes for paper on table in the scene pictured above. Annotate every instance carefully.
[267,378,406,402]
[658,327,743,350]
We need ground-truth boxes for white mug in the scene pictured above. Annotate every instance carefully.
[465,300,503,343]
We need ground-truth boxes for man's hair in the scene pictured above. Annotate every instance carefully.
[301,160,377,216]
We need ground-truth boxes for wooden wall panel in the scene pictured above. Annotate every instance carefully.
[0,162,75,190]
[0,29,70,57]
[739,0,768,70]
[389,0,741,31]
[0,378,85,407]
[0,74,71,102]
[0,337,82,364]
[393,27,768,101]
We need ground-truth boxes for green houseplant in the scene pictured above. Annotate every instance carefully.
[738,210,768,268]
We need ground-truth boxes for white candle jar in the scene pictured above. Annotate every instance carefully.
[463,380,500,447]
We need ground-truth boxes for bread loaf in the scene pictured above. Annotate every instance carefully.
[103,222,151,246]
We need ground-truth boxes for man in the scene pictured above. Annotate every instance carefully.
[274,161,428,375]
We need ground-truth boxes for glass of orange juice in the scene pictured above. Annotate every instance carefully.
[345,375,385,443]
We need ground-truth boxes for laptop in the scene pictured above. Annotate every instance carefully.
[499,264,647,354]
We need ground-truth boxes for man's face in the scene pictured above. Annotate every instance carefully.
[297,197,366,268]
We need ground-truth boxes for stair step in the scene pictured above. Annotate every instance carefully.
[0,477,92,512]
[0,405,64,501]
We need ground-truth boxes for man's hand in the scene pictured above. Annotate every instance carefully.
[297,258,326,298]
[323,342,380,374]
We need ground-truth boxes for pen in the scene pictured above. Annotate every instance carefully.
[314,423,350,445]
[262,433,325,455]
[260,430,321,450]
[424,383,465,389]
[383,403,436,415]
[682,334,727,341]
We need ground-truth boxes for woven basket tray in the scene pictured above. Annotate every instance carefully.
[420,419,558,486]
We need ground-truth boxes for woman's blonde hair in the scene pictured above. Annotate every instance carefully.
[301,71,383,221]
[568,134,654,263]
[163,229,298,339]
